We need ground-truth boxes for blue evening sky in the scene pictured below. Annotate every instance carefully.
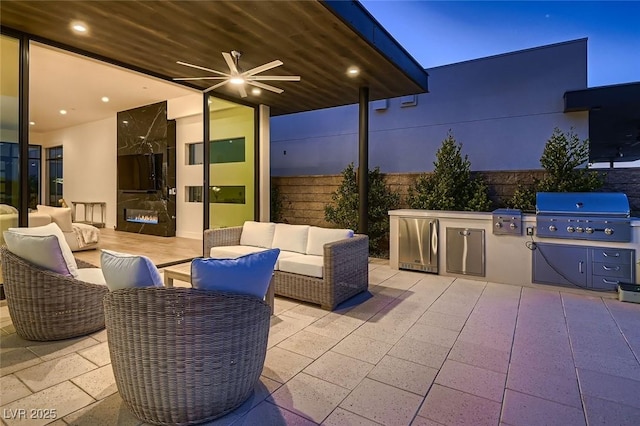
[360,0,640,87]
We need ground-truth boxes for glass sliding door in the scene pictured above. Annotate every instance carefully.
[46,146,63,206]
[207,97,256,229]
[0,34,21,210]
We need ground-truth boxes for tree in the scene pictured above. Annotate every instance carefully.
[325,163,400,256]
[407,132,492,211]
[509,128,603,210]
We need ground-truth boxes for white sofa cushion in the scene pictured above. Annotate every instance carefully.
[271,223,310,254]
[278,254,324,279]
[240,221,276,248]
[192,248,279,299]
[5,223,78,277]
[0,204,18,215]
[100,249,163,291]
[76,268,107,285]
[210,245,266,259]
[274,250,303,270]
[306,227,354,256]
[37,205,73,233]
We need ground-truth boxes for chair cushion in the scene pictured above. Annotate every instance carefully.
[0,204,18,215]
[192,248,279,299]
[306,227,354,256]
[271,223,310,254]
[36,205,74,233]
[100,249,163,291]
[278,254,324,278]
[5,222,78,277]
[76,268,107,285]
[209,245,266,259]
[274,250,303,270]
[3,233,72,276]
[239,221,276,248]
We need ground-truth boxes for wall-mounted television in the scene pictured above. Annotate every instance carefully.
[118,153,163,191]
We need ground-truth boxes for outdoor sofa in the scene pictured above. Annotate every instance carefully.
[204,221,369,310]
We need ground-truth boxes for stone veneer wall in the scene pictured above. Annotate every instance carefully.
[272,168,639,226]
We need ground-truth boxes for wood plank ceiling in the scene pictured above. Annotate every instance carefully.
[0,0,429,116]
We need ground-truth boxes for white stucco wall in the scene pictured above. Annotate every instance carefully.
[271,39,589,175]
[37,117,118,228]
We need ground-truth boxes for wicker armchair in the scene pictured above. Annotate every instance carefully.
[0,246,107,341]
[104,287,271,425]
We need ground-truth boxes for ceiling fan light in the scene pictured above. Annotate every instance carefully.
[230,76,245,85]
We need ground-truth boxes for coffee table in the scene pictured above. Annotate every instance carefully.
[162,262,275,314]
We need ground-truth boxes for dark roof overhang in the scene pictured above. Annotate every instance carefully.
[564,82,640,163]
[0,0,429,116]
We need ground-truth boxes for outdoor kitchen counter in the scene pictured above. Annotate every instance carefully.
[389,209,640,288]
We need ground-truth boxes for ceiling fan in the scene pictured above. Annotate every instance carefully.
[173,50,300,98]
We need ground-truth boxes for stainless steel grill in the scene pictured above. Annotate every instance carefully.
[536,192,631,242]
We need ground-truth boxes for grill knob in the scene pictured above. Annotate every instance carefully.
[585,227,594,234]
[548,225,557,232]
[576,227,584,233]
[604,228,614,235]
[495,222,502,228]
[509,223,517,229]
[567,226,575,233]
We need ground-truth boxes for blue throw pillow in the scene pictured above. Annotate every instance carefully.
[191,248,279,299]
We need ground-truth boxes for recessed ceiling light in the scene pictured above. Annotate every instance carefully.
[251,88,261,95]
[29,121,35,126]
[122,120,128,124]
[70,21,88,34]
[347,66,360,77]
[59,110,67,115]
[101,96,109,103]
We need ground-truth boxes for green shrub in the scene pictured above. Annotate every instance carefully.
[270,184,284,222]
[407,132,492,211]
[324,163,400,256]
[508,128,603,210]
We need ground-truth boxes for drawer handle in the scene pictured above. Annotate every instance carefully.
[602,252,620,258]
[602,265,620,272]
[603,278,620,285]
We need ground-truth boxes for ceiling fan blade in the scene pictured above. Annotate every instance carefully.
[203,80,230,93]
[238,85,248,98]
[247,75,301,81]
[242,60,283,77]
[173,76,228,81]
[176,61,228,77]
[222,52,239,74]
[248,80,284,94]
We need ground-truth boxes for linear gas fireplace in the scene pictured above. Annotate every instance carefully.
[125,209,159,224]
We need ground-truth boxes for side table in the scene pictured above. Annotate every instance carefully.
[71,201,106,228]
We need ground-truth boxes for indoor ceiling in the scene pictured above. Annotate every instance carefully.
[29,43,197,133]
[0,0,429,117]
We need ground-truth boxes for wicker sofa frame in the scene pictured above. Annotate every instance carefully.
[0,246,107,341]
[104,287,271,425]
[204,226,369,310]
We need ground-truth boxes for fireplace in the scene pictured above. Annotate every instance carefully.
[125,209,159,224]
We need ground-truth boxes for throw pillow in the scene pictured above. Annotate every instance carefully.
[37,205,74,232]
[3,233,72,276]
[306,227,354,256]
[191,248,279,299]
[239,221,276,248]
[5,222,78,277]
[100,249,163,292]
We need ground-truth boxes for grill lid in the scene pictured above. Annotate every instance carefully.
[536,192,630,217]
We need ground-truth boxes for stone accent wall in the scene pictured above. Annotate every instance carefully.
[272,168,639,225]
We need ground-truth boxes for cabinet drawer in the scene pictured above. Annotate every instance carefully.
[590,248,633,264]
[592,262,633,279]
[592,276,626,291]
